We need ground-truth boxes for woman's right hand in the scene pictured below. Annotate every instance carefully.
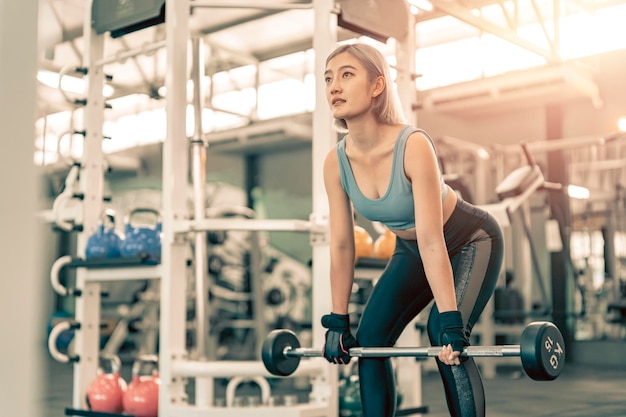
[437,310,469,366]
[321,313,358,364]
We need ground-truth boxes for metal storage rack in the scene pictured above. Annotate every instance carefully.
[48,1,427,416]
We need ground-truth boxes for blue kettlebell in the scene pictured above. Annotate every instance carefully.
[120,208,162,262]
[86,210,123,260]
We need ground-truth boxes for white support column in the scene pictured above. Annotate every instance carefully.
[160,0,192,415]
[310,0,338,412]
[396,14,417,128]
[73,0,107,408]
[394,10,427,412]
[0,2,42,417]
[189,35,215,408]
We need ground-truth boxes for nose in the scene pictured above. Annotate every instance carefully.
[328,78,341,94]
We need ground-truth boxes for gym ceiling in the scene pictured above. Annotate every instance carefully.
[36,0,626,120]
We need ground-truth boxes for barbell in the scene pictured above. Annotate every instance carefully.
[262,321,565,381]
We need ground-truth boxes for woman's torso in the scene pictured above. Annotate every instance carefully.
[337,124,457,241]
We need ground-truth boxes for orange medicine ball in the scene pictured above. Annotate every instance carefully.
[354,225,374,263]
[374,228,396,260]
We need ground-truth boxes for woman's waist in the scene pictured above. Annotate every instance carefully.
[389,186,459,241]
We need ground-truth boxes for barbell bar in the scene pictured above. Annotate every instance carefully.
[262,321,565,381]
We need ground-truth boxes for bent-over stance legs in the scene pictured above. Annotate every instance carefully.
[356,203,503,417]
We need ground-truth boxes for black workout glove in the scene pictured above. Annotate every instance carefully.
[321,313,358,364]
[438,310,470,353]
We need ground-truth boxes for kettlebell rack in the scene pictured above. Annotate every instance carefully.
[49,256,161,296]
[64,409,134,417]
[66,257,161,278]
[47,257,162,365]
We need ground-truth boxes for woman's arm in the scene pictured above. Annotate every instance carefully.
[323,148,357,314]
[404,132,458,313]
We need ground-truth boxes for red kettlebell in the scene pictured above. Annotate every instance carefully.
[123,354,160,417]
[85,354,127,413]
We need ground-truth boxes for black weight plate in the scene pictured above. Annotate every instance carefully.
[261,329,301,376]
[520,321,565,381]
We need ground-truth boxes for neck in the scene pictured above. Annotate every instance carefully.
[345,118,400,151]
[345,117,383,149]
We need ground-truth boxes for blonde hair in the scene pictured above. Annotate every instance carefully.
[325,43,406,132]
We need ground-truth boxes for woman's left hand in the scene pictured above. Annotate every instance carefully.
[438,344,461,366]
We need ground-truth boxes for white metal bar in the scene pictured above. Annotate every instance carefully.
[428,0,554,61]
[494,133,626,154]
[225,376,271,406]
[436,135,491,159]
[167,403,330,417]
[530,0,558,57]
[395,17,426,412]
[311,0,337,413]
[72,1,106,409]
[478,296,497,379]
[191,1,312,10]
[160,0,192,415]
[553,0,562,57]
[94,40,166,68]
[571,158,626,172]
[173,218,325,233]
[48,321,80,363]
[171,359,325,378]
[203,118,312,145]
[50,255,73,296]
[189,36,213,408]
[84,266,162,281]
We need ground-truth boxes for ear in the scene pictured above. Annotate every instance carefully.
[372,76,386,98]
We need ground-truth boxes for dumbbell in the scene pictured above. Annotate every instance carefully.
[262,321,565,381]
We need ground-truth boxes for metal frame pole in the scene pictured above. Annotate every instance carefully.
[160,0,192,414]
[72,0,106,408]
[157,1,347,415]
[394,7,427,410]
[189,36,214,408]
[310,0,338,412]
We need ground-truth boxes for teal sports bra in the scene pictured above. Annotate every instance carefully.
[336,125,447,230]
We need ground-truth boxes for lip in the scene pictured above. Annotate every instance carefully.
[331,98,346,106]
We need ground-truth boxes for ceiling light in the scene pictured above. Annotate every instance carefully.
[567,184,590,200]
[618,116,626,132]
[408,0,433,12]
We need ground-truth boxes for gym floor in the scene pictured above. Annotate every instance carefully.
[41,347,625,417]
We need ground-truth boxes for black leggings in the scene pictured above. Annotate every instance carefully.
[355,198,503,417]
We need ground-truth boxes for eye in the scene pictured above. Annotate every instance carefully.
[324,77,332,84]
[342,71,353,78]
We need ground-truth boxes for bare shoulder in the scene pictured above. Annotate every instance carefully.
[323,145,342,186]
[405,129,437,158]
[324,145,339,169]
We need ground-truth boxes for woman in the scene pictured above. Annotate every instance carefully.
[321,42,504,417]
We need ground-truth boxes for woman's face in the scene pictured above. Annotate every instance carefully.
[324,52,380,122]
